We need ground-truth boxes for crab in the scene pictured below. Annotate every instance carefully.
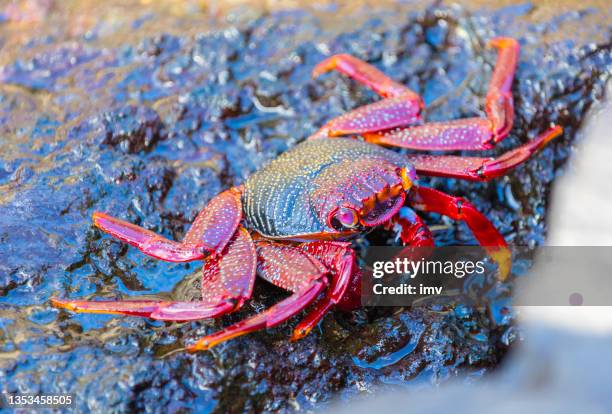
[52,37,562,352]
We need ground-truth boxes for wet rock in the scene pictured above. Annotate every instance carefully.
[99,105,167,153]
[0,43,103,91]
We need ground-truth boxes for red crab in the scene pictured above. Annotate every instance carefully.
[52,38,562,351]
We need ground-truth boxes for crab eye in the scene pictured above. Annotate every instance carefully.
[329,207,359,230]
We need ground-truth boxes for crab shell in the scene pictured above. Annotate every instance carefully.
[242,138,417,240]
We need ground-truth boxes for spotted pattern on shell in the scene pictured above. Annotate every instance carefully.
[242,138,412,238]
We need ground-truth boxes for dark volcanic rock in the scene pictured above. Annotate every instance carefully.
[100,105,167,153]
[0,2,610,413]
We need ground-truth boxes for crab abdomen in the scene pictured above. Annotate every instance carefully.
[242,138,410,238]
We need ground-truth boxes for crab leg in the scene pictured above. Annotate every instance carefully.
[291,221,434,340]
[409,186,511,279]
[51,227,257,320]
[313,54,421,99]
[50,298,236,320]
[407,125,562,180]
[291,241,359,340]
[189,279,327,351]
[363,38,520,150]
[189,241,329,351]
[311,54,423,138]
[387,206,435,246]
[92,187,242,262]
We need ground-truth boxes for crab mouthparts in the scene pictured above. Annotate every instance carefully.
[360,191,406,226]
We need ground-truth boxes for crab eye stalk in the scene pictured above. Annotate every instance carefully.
[329,207,359,231]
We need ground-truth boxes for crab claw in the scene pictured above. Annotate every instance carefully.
[91,188,243,262]
[51,227,258,322]
[93,212,208,262]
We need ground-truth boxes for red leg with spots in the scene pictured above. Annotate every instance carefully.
[188,240,330,351]
[311,54,424,138]
[51,227,257,320]
[386,207,435,246]
[363,38,520,150]
[408,125,562,180]
[291,241,360,340]
[92,187,242,262]
[409,186,511,279]
[386,207,436,273]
